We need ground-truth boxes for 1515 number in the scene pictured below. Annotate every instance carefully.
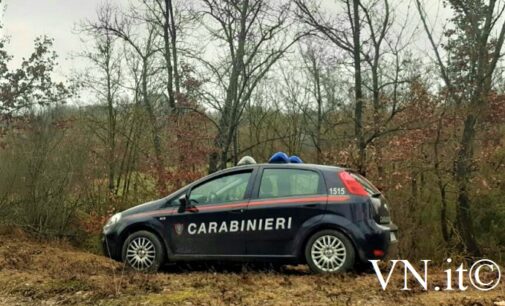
[329,187,346,195]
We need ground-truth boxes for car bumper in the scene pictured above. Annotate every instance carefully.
[101,232,122,261]
[386,227,398,258]
[354,220,398,262]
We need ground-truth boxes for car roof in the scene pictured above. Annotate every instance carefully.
[222,163,347,173]
[176,162,350,193]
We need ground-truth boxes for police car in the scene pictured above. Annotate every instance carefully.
[102,153,398,273]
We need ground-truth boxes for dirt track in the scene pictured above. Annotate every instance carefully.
[0,234,504,305]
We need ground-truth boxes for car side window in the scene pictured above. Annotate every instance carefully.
[259,169,321,198]
[189,171,252,205]
[167,193,183,207]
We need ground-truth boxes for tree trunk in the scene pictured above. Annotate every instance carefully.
[162,0,176,112]
[314,56,323,164]
[434,114,450,243]
[352,0,365,175]
[208,1,248,174]
[106,55,116,197]
[371,54,383,178]
[142,58,166,194]
[454,113,481,256]
[167,0,180,95]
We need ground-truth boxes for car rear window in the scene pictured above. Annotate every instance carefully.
[259,169,321,198]
[350,172,380,195]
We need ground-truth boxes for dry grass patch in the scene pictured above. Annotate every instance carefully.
[0,234,504,305]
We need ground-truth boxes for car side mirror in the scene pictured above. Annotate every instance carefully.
[178,194,188,213]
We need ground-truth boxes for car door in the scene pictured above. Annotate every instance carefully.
[167,169,255,256]
[244,167,327,256]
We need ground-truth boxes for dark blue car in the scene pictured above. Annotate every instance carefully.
[102,162,398,273]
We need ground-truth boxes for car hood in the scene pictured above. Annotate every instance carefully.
[121,198,168,217]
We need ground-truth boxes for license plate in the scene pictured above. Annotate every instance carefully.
[390,232,397,242]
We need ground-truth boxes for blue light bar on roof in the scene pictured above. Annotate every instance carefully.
[288,155,303,163]
[268,152,289,163]
[268,152,303,164]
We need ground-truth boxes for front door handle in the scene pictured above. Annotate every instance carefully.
[230,209,244,213]
[304,204,317,208]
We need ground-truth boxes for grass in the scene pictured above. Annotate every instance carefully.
[0,233,504,305]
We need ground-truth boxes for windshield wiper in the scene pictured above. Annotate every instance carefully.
[371,192,382,198]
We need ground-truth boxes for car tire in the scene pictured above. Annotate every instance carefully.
[122,230,165,272]
[305,229,355,274]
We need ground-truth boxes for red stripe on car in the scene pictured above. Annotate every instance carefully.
[126,195,350,219]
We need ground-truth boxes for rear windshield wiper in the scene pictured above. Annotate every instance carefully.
[371,192,382,198]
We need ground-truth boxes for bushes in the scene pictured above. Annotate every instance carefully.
[0,106,189,243]
[0,104,504,261]
[0,109,89,238]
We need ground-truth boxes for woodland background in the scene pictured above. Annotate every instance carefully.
[0,0,504,262]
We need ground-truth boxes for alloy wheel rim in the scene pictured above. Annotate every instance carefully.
[311,235,346,272]
[126,237,156,271]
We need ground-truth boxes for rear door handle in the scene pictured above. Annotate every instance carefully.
[304,204,317,208]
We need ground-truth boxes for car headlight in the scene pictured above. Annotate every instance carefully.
[103,213,122,231]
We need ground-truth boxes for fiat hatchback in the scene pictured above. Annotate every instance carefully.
[102,161,397,273]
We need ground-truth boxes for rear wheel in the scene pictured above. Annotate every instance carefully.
[122,230,165,272]
[305,229,355,274]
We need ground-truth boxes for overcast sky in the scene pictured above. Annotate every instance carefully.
[1,0,104,79]
[0,0,450,82]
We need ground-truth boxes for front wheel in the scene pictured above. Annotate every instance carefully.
[305,229,355,274]
[122,230,165,272]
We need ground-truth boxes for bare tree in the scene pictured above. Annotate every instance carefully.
[296,0,416,176]
[142,0,183,112]
[299,44,345,163]
[416,0,505,256]
[198,0,303,173]
[303,46,325,163]
[88,4,168,193]
[295,0,367,173]
[79,3,124,196]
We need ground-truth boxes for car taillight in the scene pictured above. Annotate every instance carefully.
[338,171,368,196]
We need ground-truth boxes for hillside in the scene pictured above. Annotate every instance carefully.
[0,234,503,305]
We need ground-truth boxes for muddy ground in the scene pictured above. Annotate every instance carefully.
[0,233,504,305]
